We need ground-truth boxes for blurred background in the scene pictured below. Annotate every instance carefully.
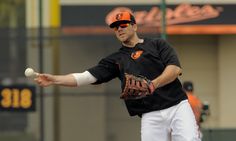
[0,0,236,141]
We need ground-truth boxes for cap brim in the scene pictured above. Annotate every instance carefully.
[109,20,131,28]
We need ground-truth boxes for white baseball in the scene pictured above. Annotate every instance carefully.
[25,68,38,77]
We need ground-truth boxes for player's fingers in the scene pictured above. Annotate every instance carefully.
[42,74,54,80]
[36,74,49,82]
[34,77,41,84]
[37,80,50,87]
[36,73,43,77]
[38,74,48,78]
[34,77,46,85]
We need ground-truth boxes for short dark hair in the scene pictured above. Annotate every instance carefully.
[183,81,194,92]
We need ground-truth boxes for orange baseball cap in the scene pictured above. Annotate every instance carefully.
[109,11,136,28]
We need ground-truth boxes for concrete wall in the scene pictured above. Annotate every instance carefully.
[218,35,236,127]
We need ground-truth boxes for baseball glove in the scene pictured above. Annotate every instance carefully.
[120,73,155,100]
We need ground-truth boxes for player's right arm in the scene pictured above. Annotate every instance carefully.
[34,71,97,87]
[35,53,120,87]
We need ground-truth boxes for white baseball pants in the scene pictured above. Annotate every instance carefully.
[141,100,201,141]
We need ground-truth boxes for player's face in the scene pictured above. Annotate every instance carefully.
[113,22,136,42]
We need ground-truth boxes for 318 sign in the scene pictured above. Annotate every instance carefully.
[0,85,36,111]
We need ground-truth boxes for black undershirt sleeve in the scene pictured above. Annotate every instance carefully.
[87,56,120,84]
[157,39,181,68]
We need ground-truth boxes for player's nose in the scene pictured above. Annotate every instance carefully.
[117,26,124,31]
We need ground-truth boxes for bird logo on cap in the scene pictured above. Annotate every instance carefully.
[116,13,123,20]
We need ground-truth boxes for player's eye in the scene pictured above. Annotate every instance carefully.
[113,23,130,31]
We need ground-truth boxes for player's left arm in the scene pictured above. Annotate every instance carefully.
[152,39,182,89]
[151,65,182,89]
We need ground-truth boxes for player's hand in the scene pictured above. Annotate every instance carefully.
[34,74,55,87]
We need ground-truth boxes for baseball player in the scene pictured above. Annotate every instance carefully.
[183,81,210,139]
[183,81,203,127]
[34,11,200,141]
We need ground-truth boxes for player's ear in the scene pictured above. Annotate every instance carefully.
[132,24,138,31]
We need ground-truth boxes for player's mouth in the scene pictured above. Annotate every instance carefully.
[119,33,125,37]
